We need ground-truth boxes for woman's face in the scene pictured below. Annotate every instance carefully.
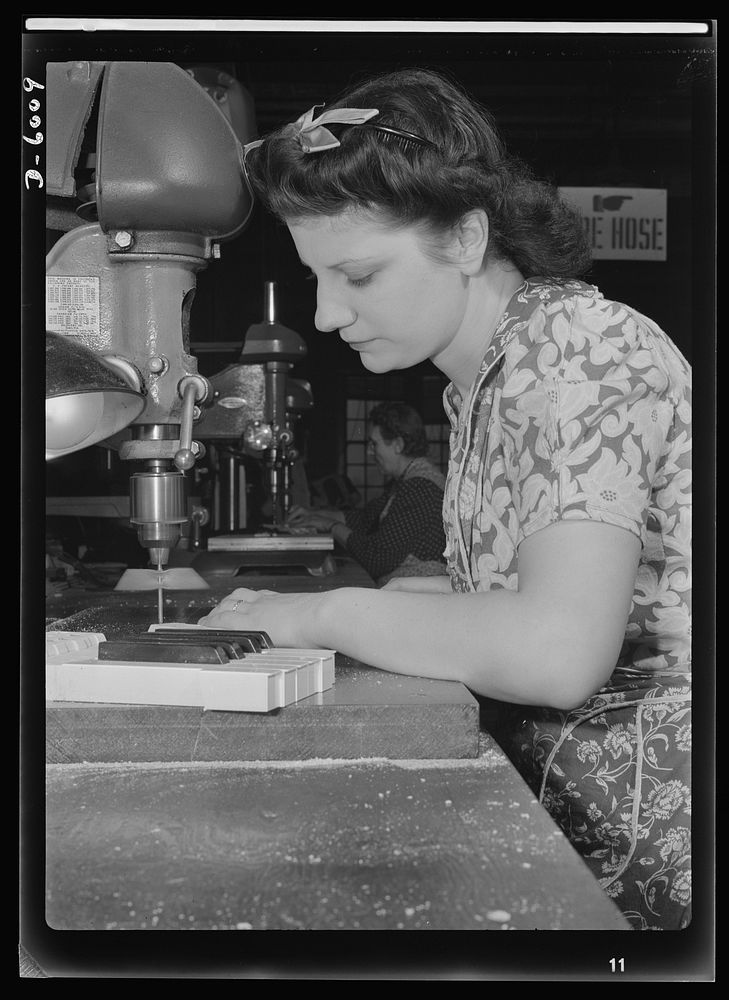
[287,212,468,374]
[368,425,401,477]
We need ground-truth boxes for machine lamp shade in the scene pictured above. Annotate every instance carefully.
[46,331,145,460]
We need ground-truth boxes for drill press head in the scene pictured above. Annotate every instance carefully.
[45,61,256,567]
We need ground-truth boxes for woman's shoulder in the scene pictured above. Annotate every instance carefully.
[501,278,690,390]
[509,278,626,332]
[400,457,446,491]
[494,278,602,360]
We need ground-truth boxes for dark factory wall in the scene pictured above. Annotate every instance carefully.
[40,27,715,512]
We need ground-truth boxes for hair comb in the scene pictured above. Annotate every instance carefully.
[361,124,436,153]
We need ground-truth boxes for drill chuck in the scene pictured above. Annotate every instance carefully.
[130,468,188,567]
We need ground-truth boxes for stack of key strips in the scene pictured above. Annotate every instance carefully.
[45,626,335,713]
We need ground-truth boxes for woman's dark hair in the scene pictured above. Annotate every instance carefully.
[246,68,592,279]
[368,401,429,458]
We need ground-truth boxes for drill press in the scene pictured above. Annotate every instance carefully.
[45,61,256,612]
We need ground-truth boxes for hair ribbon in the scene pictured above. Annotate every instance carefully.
[290,105,379,153]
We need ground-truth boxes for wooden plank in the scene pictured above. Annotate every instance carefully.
[45,704,204,765]
[206,534,334,551]
[45,753,630,930]
[200,665,280,713]
[46,654,315,713]
[46,658,480,762]
[47,658,206,708]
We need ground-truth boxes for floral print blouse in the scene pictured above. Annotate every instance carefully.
[442,279,692,681]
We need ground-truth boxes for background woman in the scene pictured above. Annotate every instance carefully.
[288,401,447,586]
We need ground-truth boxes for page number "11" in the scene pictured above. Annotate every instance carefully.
[609,958,625,973]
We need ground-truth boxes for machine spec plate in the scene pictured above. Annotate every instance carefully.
[46,275,101,336]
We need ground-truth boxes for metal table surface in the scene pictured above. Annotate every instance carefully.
[44,751,629,933]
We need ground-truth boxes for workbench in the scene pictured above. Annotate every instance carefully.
[45,560,479,762]
[34,555,630,961]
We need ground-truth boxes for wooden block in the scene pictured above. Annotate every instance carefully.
[200,665,281,712]
[206,534,333,551]
[46,657,297,713]
[46,628,330,712]
[45,631,320,713]
[46,658,204,707]
[146,623,336,693]
[270,648,336,691]
[241,654,316,699]
[149,623,274,649]
[294,657,312,699]
[45,702,204,764]
[98,640,231,664]
[46,632,105,663]
[213,660,300,707]
[244,656,315,702]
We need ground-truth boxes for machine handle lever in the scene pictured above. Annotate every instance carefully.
[174,375,209,471]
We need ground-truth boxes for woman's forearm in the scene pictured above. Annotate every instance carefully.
[331,522,352,546]
[202,523,635,711]
[311,586,612,711]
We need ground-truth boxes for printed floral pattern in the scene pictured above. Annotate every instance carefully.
[502,679,691,930]
[442,280,692,929]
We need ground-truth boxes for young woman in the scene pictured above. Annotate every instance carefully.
[287,401,447,586]
[199,68,692,930]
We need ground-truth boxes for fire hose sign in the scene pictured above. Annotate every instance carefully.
[46,275,101,335]
[559,187,667,261]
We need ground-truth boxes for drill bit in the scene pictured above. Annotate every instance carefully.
[157,560,164,625]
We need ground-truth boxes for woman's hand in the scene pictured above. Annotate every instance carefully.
[286,505,346,532]
[197,587,328,648]
[285,504,312,524]
[381,575,453,593]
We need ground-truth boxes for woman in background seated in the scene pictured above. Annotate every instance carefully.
[288,402,447,586]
